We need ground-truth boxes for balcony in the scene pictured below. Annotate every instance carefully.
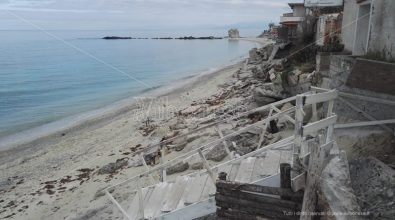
[280,15,303,24]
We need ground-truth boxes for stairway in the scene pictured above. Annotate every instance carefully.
[125,150,290,220]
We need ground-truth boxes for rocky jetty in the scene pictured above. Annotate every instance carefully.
[175,36,222,40]
[102,36,132,40]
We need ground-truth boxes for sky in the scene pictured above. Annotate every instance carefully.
[0,0,302,36]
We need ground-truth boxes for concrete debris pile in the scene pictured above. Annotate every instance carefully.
[97,42,308,177]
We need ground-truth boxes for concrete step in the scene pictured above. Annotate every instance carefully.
[144,182,171,219]
[126,186,154,220]
[184,174,208,205]
[161,176,190,213]
[235,157,257,182]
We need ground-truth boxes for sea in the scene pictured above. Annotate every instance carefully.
[0,30,260,148]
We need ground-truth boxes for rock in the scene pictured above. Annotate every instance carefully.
[298,73,312,84]
[281,103,294,111]
[163,131,180,140]
[98,158,128,175]
[277,103,294,129]
[228,29,240,38]
[205,144,228,162]
[253,88,276,106]
[171,136,188,151]
[127,155,143,167]
[93,187,114,200]
[248,48,261,63]
[238,71,252,80]
[230,133,259,155]
[287,71,299,86]
[166,162,189,175]
[253,87,286,106]
[190,162,204,170]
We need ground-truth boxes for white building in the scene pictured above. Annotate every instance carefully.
[341,0,395,60]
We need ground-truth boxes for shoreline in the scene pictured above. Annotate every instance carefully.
[0,37,270,153]
[0,38,271,220]
[0,61,244,162]
[0,61,242,153]
[0,57,250,220]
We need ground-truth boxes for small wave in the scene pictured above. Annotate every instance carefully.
[140,85,163,93]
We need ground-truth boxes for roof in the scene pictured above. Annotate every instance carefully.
[288,3,304,9]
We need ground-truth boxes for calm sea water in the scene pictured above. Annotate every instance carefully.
[0,30,258,141]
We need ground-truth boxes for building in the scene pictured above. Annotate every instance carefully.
[280,3,305,41]
[341,0,395,60]
[315,13,343,47]
[228,29,240,39]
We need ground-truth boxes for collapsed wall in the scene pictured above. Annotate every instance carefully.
[248,43,395,219]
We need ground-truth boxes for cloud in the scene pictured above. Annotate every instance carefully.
[0,0,301,31]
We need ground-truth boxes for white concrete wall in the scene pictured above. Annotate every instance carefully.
[341,0,395,60]
[368,0,395,60]
[293,5,305,17]
[341,0,358,53]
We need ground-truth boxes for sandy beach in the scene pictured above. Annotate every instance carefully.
[0,38,272,219]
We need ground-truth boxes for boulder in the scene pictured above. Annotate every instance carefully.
[248,48,261,63]
[127,155,143,167]
[287,71,299,86]
[298,73,312,84]
[268,68,276,81]
[98,158,128,175]
[253,87,286,106]
[205,144,228,162]
[230,133,259,155]
[171,136,188,151]
[166,162,189,175]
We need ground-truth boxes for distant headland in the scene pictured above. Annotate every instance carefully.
[102,36,223,40]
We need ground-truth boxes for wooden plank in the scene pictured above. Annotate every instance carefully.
[161,176,189,212]
[302,115,337,136]
[216,190,302,210]
[144,182,170,219]
[311,86,395,106]
[228,163,240,181]
[271,104,296,124]
[216,180,304,200]
[184,174,208,205]
[292,95,304,176]
[301,139,325,220]
[257,108,273,149]
[311,91,318,122]
[291,172,306,192]
[335,119,395,128]
[215,125,233,158]
[235,157,257,182]
[304,90,338,105]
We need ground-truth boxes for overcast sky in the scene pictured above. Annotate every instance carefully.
[0,0,302,34]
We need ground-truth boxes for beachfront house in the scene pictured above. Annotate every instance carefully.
[341,0,395,59]
[304,0,344,49]
[280,3,305,42]
[279,2,315,43]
